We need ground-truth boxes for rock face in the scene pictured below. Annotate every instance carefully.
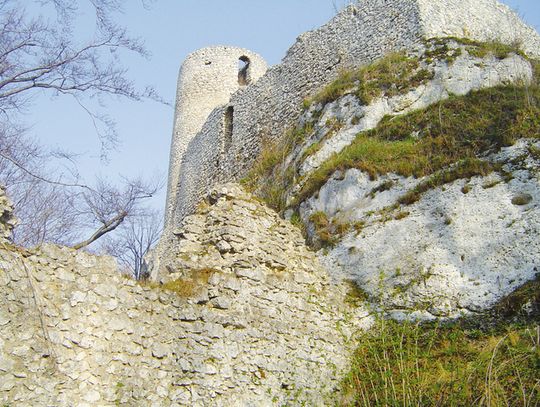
[0,185,370,406]
[298,45,533,178]
[306,139,540,319]
[277,42,540,319]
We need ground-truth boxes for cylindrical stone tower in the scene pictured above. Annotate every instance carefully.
[164,46,267,230]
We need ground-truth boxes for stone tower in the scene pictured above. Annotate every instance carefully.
[164,46,267,229]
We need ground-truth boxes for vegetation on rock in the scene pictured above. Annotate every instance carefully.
[241,122,313,212]
[145,268,216,297]
[244,40,538,216]
[296,71,539,207]
[304,51,433,108]
[308,211,351,248]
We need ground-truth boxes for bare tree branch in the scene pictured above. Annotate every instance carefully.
[72,209,126,249]
[101,208,162,279]
[0,151,93,191]
[0,0,162,154]
[0,1,166,251]
[70,176,162,250]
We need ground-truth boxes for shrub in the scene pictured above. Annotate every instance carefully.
[309,211,350,248]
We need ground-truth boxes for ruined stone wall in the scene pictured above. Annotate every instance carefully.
[0,185,370,406]
[172,0,424,226]
[417,0,540,57]
[166,0,540,230]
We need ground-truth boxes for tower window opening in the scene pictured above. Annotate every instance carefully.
[238,56,251,86]
[224,106,234,151]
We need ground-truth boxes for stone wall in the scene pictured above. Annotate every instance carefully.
[170,0,424,227]
[0,186,16,241]
[165,47,267,230]
[0,185,370,406]
[166,0,540,231]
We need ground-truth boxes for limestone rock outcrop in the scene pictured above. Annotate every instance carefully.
[273,42,540,319]
[307,139,540,319]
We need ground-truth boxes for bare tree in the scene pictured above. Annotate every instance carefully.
[72,176,162,250]
[0,0,166,249]
[0,124,88,246]
[101,209,162,279]
[0,127,163,247]
[0,0,161,151]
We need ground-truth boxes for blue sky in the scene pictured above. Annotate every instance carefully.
[28,0,540,212]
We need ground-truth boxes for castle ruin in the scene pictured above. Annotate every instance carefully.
[156,0,540,279]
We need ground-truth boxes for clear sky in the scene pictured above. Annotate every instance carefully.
[28,0,540,212]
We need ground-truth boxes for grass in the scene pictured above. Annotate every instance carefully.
[241,123,313,212]
[369,180,395,198]
[491,274,540,320]
[344,279,370,306]
[423,37,525,64]
[296,80,540,207]
[397,159,496,205]
[144,268,216,297]
[338,319,540,406]
[309,211,350,248]
[244,40,538,214]
[305,52,433,108]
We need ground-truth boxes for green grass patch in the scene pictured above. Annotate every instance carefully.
[491,274,540,320]
[338,319,540,406]
[424,37,525,63]
[423,39,463,64]
[369,180,395,198]
[296,80,540,207]
[466,40,524,60]
[397,159,496,205]
[289,211,307,237]
[528,144,540,160]
[344,279,370,306]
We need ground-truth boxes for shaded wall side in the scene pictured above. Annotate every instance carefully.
[173,107,225,224]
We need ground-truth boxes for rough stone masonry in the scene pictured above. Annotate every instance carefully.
[0,185,371,406]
